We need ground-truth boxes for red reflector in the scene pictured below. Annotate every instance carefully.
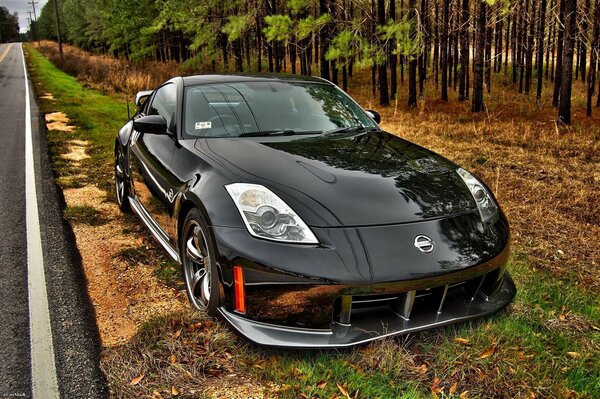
[233,265,246,314]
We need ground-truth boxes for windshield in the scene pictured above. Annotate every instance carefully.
[183,81,378,138]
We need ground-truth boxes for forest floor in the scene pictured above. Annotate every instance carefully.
[26,42,599,399]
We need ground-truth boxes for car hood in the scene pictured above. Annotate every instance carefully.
[194,131,476,227]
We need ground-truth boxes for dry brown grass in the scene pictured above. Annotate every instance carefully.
[35,41,180,95]
[100,309,281,398]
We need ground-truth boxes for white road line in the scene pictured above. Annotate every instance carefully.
[21,43,60,399]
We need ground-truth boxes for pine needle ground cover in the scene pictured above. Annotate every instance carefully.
[26,44,599,398]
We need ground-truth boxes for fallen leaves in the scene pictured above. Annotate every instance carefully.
[454,337,471,346]
[449,382,458,394]
[559,306,567,321]
[477,346,496,359]
[168,354,177,364]
[337,383,352,399]
[128,373,144,386]
[566,351,581,359]
[316,380,327,389]
[430,377,443,395]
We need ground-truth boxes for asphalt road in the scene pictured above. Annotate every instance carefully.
[0,43,108,398]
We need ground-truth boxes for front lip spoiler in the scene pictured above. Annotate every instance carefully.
[218,273,516,348]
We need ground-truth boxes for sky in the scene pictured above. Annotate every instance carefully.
[0,0,48,33]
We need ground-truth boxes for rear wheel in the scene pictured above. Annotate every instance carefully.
[114,145,131,212]
[181,209,221,316]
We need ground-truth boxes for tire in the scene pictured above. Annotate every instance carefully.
[114,145,131,212]
[181,208,221,316]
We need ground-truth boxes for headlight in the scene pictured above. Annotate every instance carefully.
[456,168,499,224]
[225,183,319,244]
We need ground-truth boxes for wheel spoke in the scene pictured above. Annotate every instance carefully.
[191,268,206,293]
[186,237,204,263]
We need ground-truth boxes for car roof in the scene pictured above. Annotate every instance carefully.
[181,73,332,87]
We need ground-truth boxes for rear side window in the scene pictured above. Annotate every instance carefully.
[148,83,177,131]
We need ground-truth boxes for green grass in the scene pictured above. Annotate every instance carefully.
[25,45,129,194]
[25,44,599,398]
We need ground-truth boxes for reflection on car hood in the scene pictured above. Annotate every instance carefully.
[195,131,476,227]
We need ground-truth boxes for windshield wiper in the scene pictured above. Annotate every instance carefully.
[325,125,374,135]
[239,129,322,137]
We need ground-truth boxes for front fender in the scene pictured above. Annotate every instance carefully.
[117,120,134,147]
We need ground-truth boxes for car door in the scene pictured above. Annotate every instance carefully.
[130,82,178,245]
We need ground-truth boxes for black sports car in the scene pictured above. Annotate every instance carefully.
[114,74,515,348]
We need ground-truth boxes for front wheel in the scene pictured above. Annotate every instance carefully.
[115,145,131,212]
[181,209,221,316]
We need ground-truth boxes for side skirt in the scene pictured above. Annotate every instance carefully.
[128,196,181,264]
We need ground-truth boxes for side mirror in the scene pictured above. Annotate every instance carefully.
[366,109,381,124]
[133,115,168,134]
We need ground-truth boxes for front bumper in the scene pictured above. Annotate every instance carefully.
[212,211,513,348]
[218,272,516,348]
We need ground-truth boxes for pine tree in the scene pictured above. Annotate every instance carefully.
[558,0,578,124]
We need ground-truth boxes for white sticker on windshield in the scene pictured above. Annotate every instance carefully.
[195,121,212,129]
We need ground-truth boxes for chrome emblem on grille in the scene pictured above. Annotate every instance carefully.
[414,235,435,253]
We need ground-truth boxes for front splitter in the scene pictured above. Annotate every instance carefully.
[218,273,517,348]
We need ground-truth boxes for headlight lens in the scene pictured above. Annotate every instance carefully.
[456,168,499,224]
[225,183,319,244]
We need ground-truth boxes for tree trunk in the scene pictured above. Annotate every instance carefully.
[472,0,486,112]
[290,42,297,74]
[512,2,518,83]
[418,0,428,95]
[441,0,450,101]
[400,0,405,85]
[537,0,547,100]
[495,15,503,72]
[553,0,566,106]
[53,0,63,62]
[408,0,418,107]
[319,0,330,80]
[587,0,599,115]
[390,0,398,99]
[485,4,493,92]
[433,1,439,87]
[525,0,536,94]
[505,14,511,72]
[558,0,578,124]
[257,4,262,72]
[378,0,390,105]
[581,0,591,81]
[372,0,377,97]
[546,0,554,80]
[448,1,454,89]
[459,0,470,101]
[453,0,459,90]
[234,39,243,72]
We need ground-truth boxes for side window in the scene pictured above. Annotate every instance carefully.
[148,83,177,131]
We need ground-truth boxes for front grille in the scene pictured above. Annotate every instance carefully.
[333,267,505,326]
